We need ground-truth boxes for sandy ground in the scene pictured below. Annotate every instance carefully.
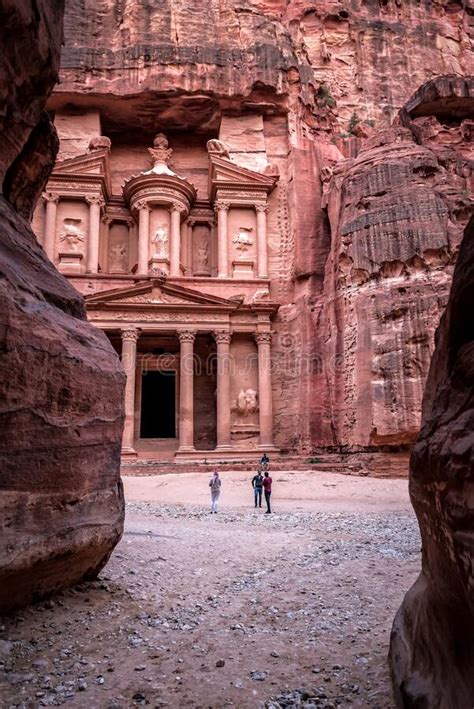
[0,470,420,709]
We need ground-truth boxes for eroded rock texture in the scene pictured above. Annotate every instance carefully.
[49,1,473,455]
[312,76,474,450]
[389,214,474,708]
[0,0,125,613]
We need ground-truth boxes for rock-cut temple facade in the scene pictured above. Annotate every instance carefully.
[33,127,282,461]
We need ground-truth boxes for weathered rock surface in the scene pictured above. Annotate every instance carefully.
[389,214,474,708]
[47,1,473,456]
[309,76,473,450]
[0,0,125,613]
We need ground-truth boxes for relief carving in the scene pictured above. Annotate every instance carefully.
[109,243,128,272]
[234,388,259,416]
[59,218,85,252]
[233,227,254,251]
[152,223,169,257]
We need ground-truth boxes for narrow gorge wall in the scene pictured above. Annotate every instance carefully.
[51,0,474,454]
[0,0,125,612]
[389,214,474,709]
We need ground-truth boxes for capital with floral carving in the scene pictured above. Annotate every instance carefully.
[85,195,105,207]
[170,202,183,213]
[214,201,230,213]
[147,132,173,170]
[214,330,232,345]
[42,191,59,204]
[178,330,196,343]
[135,200,151,212]
[121,327,140,343]
[255,331,272,345]
[255,204,269,214]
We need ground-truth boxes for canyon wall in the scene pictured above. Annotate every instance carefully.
[0,0,125,612]
[51,0,473,453]
[389,214,474,708]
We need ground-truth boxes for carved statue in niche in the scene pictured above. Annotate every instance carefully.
[233,226,253,251]
[235,388,259,416]
[109,243,127,272]
[59,218,84,252]
[196,241,209,271]
[152,223,168,257]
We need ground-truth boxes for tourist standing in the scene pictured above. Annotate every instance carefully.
[209,471,221,513]
[262,471,272,514]
[252,470,264,508]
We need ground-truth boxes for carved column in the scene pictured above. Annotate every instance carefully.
[255,331,274,448]
[85,195,104,273]
[42,192,58,261]
[137,201,150,276]
[178,331,196,452]
[256,204,269,279]
[121,327,140,455]
[215,201,230,278]
[187,219,195,275]
[214,330,232,450]
[170,203,182,277]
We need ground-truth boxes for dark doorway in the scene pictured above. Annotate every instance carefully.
[140,371,176,438]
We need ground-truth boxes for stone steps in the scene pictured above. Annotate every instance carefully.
[121,452,409,478]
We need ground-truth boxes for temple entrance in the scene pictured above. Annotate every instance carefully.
[140,371,176,438]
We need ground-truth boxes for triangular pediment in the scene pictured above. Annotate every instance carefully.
[54,148,109,177]
[209,155,278,197]
[85,279,238,310]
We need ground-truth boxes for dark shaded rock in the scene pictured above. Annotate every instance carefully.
[0,0,125,613]
[389,216,474,708]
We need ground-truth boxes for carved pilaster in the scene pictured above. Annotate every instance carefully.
[85,194,105,208]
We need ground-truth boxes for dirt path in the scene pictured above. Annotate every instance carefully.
[0,471,419,708]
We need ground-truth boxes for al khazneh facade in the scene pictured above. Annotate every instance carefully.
[34,129,281,460]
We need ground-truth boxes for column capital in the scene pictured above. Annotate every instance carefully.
[255,203,269,214]
[135,200,151,212]
[42,191,59,204]
[178,330,196,343]
[214,330,232,345]
[214,200,230,213]
[85,194,105,207]
[255,331,272,345]
[121,326,140,343]
[170,202,183,214]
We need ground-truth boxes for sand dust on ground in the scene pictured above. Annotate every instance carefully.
[0,470,419,709]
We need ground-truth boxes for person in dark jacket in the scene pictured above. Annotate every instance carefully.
[252,471,264,508]
[262,471,272,514]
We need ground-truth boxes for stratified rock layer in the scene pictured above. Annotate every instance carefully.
[0,0,125,613]
[310,76,473,450]
[48,1,473,456]
[389,215,474,708]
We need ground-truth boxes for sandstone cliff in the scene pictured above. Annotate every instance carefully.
[51,0,473,454]
[0,0,125,612]
[389,213,474,708]
[311,75,473,450]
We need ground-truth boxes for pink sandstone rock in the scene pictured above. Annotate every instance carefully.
[0,0,125,613]
[40,1,473,460]
[389,214,474,708]
[310,76,473,452]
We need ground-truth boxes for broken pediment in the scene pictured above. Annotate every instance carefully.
[51,146,112,195]
[208,154,278,201]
